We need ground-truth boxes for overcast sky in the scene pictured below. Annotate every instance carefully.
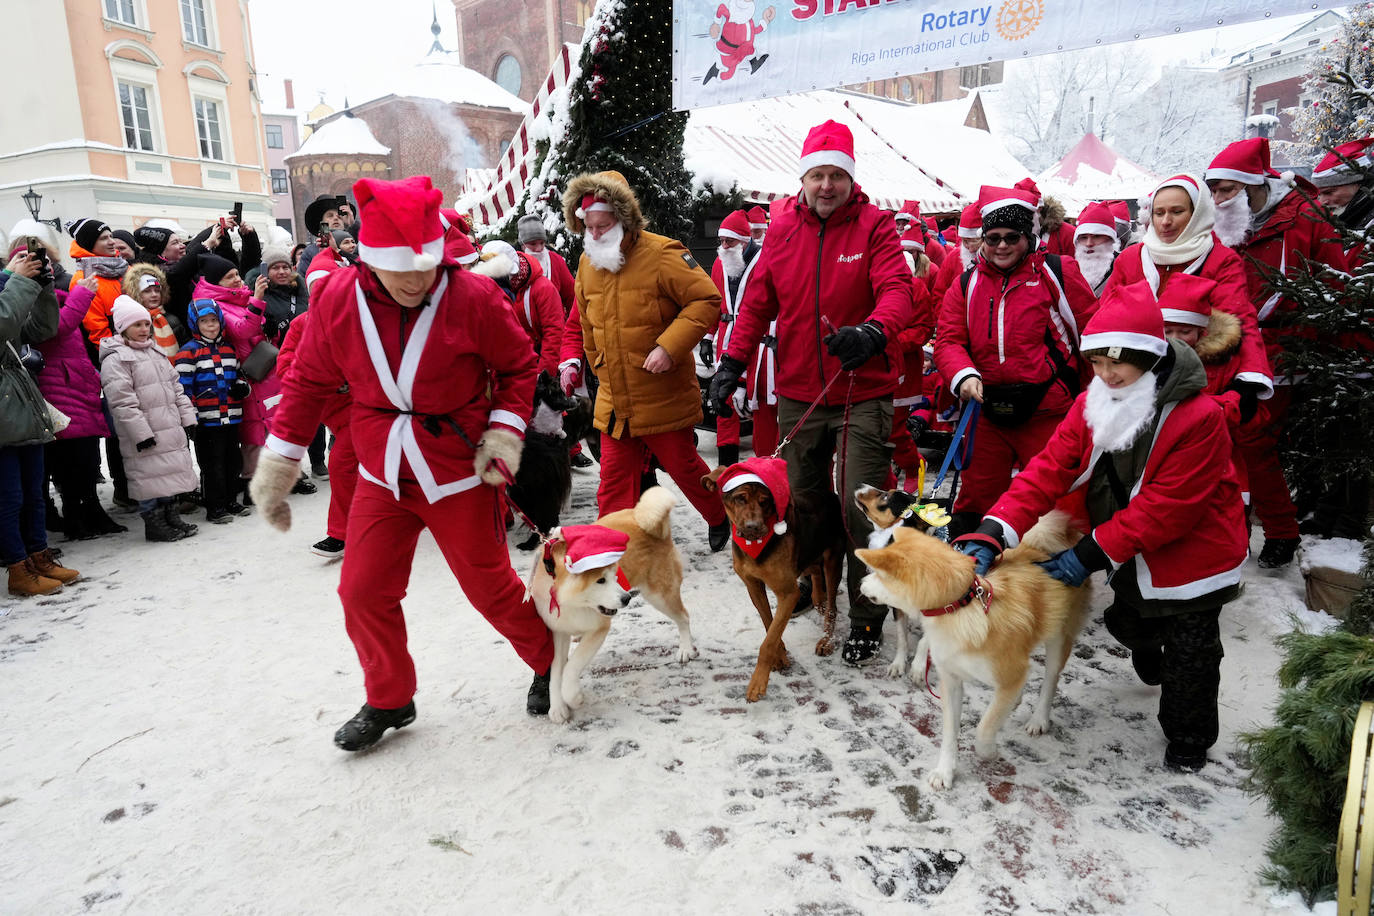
[246,0,1335,114]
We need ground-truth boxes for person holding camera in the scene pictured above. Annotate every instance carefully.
[296,195,348,289]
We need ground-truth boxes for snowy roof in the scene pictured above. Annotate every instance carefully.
[348,49,529,114]
[1035,133,1159,206]
[684,91,973,213]
[285,116,390,160]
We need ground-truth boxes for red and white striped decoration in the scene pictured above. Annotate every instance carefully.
[841,99,964,205]
[467,45,574,226]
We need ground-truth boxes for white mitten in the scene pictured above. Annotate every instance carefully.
[250,450,301,531]
[731,385,750,418]
[473,427,523,486]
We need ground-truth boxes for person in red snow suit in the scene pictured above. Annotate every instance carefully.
[888,225,936,491]
[1014,177,1076,256]
[439,208,481,269]
[276,310,355,559]
[895,201,946,270]
[704,1,777,83]
[1205,138,1349,568]
[929,203,983,305]
[704,209,763,467]
[249,176,555,751]
[710,119,920,666]
[954,283,1248,773]
[934,185,1098,537]
[908,344,958,437]
[517,215,576,318]
[473,240,564,380]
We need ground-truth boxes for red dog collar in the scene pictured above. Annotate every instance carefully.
[731,526,775,560]
[920,576,993,618]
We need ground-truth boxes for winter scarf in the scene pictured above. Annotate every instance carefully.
[1141,174,1216,267]
[145,305,181,359]
[80,256,130,279]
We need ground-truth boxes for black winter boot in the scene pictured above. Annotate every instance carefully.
[1257,537,1300,569]
[62,500,95,541]
[717,443,741,468]
[142,509,187,542]
[334,702,416,751]
[527,669,552,716]
[163,502,198,537]
[84,498,128,535]
[45,493,64,533]
[841,623,884,666]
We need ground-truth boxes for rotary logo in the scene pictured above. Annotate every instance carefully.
[996,0,1044,41]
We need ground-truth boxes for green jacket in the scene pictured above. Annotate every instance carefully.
[0,273,61,448]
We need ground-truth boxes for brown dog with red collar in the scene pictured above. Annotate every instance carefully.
[702,457,844,702]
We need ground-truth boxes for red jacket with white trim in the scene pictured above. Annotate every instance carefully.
[933,250,1098,417]
[894,269,936,407]
[305,248,349,293]
[266,264,537,504]
[545,249,576,318]
[724,185,918,405]
[508,256,564,379]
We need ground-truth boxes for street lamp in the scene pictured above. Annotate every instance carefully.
[21,186,63,232]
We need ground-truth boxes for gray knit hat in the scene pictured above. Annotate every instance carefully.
[261,246,292,270]
[517,214,546,245]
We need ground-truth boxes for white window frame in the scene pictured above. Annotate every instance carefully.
[193,96,225,160]
[265,123,284,149]
[104,0,141,27]
[187,70,233,163]
[270,168,288,194]
[108,53,166,155]
[117,81,157,151]
[179,0,219,50]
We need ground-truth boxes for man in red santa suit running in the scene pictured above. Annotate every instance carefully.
[250,176,555,751]
[704,1,776,83]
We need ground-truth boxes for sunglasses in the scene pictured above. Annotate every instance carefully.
[983,233,1022,247]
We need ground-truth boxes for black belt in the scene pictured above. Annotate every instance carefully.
[371,407,476,448]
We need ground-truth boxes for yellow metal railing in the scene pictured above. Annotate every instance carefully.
[1338,700,1374,915]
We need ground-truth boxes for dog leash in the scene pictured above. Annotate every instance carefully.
[768,364,847,460]
[933,399,980,491]
[488,456,555,550]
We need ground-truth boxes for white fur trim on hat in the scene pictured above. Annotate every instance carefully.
[1074,222,1116,241]
[1079,330,1168,357]
[721,473,764,493]
[357,236,444,272]
[1160,308,1210,328]
[566,550,626,574]
[798,150,856,180]
[574,201,614,220]
[979,197,1036,218]
[957,225,981,239]
[718,227,750,242]
[1204,167,1265,186]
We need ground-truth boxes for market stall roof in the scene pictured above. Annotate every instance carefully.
[1036,132,1159,207]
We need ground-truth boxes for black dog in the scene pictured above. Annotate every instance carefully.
[510,372,581,550]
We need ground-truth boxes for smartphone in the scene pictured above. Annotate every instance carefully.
[231,201,243,223]
[219,217,228,231]
[25,236,48,268]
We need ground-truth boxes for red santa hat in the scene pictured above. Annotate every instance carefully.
[354,176,444,272]
[799,119,856,180]
[1205,138,1279,186]
[977,185,1037,219]
[957,203,982,239]
[747,205,769,229]
[1311,137,1374,188]
[1153,173,1203,208]
[717,457,792,535]
[1074,203,1117,241]
[895,200,921,225]
[718,209,752,242]
[924,217,938,234]
[556,524,630,574]
[1156,274,1218,329]
[1106,200,1131,226]
[899,224,926,252]
[574,194,614,221]
[1013,177,1043,203]
[1080,281,1169,361]
[438,208,479,266]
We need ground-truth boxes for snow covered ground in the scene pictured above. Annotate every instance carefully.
[0,436,1347,915]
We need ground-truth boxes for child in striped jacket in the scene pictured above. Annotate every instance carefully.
[175,298,250,523]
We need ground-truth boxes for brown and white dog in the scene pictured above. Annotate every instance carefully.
[529,488,697,723]
[855,512,1092,789]
[703,457,844,702]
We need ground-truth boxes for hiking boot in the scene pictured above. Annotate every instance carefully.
[570,451,594,469]
[292,476,317,495]
[1257,537,1300,569]
[28,548,79,585]
[143,510,187,542]
[311,536,345,558]
[708,521,731,552]
[527,669,552,716]
[1164,742,1207,772]
[1130,647,1163,686]
[311,462,330,480]
[163,503,198,537]
[842,623,884,667]
[333,701,416,751]
[8,558,62,597]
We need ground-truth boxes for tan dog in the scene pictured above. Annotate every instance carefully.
[703,460,844,703]
[855,512,1091,789]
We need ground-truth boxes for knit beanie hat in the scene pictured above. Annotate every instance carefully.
[111,229,138,253]
[517,214,546,245]
[198,253,237,285]
[187,297,225,327]
[331,229,353,246]
[261,246,292,270]
[134,225,173,257]
[111,295,151,334]
[66,217,110,253]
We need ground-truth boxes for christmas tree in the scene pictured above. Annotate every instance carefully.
[1292,3,1374,160]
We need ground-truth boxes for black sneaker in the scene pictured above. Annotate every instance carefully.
[312,536,345,558]
[206,509,235,525]
[842,624,884,666]
[292,477,318,495]
[1257,537,1300,569]
[1164,742,1207,772]
[527,669,552,716]
[333,701,416,751]
[708,521,731,552]
[311,462,330,480]
[226,501,251,517]
[570,452,594,469]
[1130,647,1163,686]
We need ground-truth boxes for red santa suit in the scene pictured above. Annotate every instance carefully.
[305,247,349,293]
[266,178,552,709]
[708,211,762,454]
[889,228,937,486]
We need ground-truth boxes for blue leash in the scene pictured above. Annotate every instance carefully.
[933,400,979,491]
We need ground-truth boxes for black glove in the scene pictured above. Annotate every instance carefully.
[184,425,197,443]
[906,414,929,445]
[1225,380,1264,425]
[136,437,156,452]
[698,338,715,369]
[708,355,747,417]
[230,379,252,400]
[824,321,886,371]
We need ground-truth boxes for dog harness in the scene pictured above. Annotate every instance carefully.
[919,576,993,618]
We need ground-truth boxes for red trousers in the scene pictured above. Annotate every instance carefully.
[338,479,554,709]
[1238,387,1299,538]
[596,427,726,525]
[954,409,1066,517]
[325,425,358,541]
[751,402,779,458]
[717,410,741,448]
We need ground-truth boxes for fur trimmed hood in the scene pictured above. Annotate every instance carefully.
[122,262,168,300]
[471,252,514,280]
[1191,308,1242,365]
[562,171,648,243]
[1039,195,1068,234]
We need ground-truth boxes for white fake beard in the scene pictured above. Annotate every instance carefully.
[583,222,626,273]
[1212,192,1251,248]
[1074,243,1115,288]
[959,243,979,269]
[1083,371,1158,453]
[717,244,745,279]
[529,247,551,278]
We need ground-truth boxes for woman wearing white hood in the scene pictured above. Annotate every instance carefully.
[1100,173,1272,431]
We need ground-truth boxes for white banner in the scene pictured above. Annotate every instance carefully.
[672,1,1345,111]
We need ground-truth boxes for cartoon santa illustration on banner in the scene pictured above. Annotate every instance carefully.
[704,1,776,84]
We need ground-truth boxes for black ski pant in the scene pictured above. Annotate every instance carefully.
[195,424,242,514]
